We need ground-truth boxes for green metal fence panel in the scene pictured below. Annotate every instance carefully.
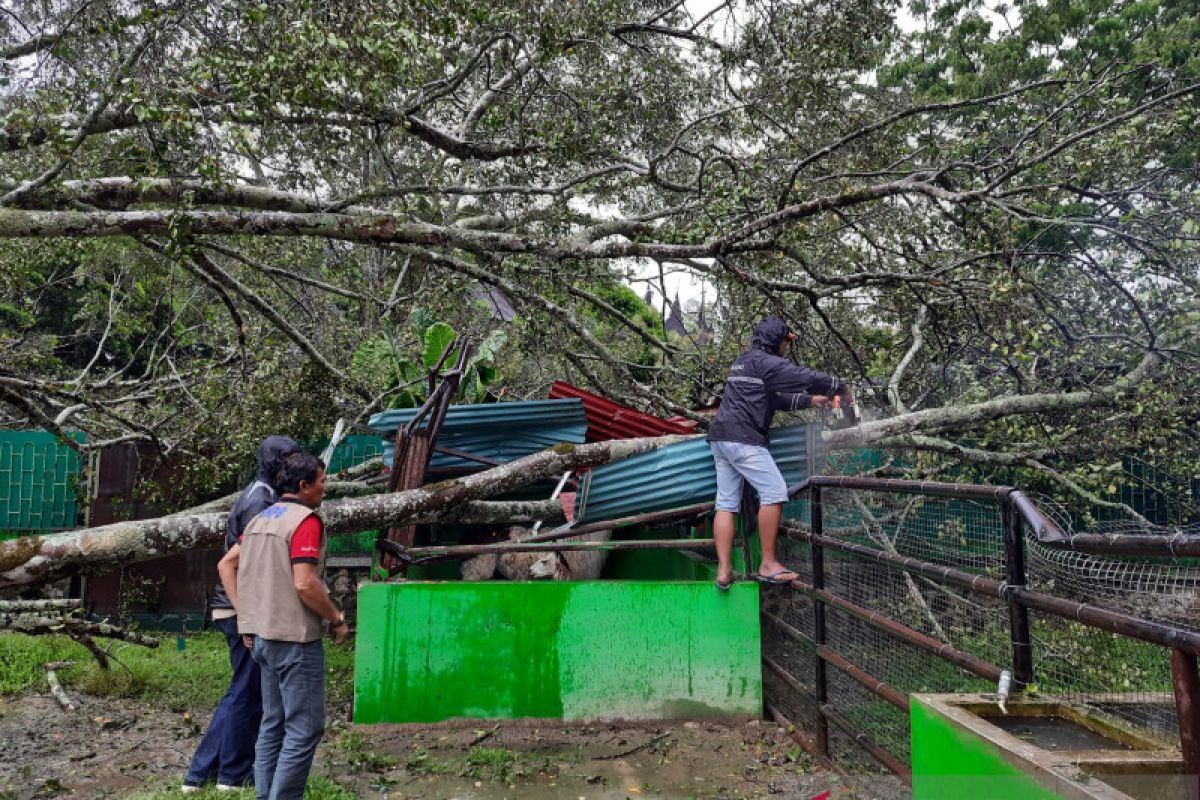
[325,435,384,474]
[299,434,384,474]
[354,581,762,723]
[0,431,85,533]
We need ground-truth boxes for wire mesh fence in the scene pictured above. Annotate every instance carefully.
[761,478,1197,777]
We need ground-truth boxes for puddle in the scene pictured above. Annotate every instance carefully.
[1089,771,1191,800]
[985,715,1133,751]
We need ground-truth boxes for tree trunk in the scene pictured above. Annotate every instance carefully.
[0,435,688,589]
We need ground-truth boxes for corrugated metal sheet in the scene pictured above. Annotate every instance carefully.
[368,399,588,470]
[573,423,813,524]
[0,430,84,531]
[548,381,697,442]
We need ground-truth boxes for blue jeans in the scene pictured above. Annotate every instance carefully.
[185,616,262,787]
[711,440,789,511]
[252,637,325,800]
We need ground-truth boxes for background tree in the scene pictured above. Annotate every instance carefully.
[0,0,1196,514]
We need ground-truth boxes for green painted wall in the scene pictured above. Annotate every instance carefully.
[911,697,1062,799]
[354,581,761,724]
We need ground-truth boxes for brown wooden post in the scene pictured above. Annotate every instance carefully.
[376,340,470,576]
[379,428,433,574]
[1171,648,1200,800]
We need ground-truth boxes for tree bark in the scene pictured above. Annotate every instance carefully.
[823,349,1161,451]
[3,615,160,647]
[0,436,685,589]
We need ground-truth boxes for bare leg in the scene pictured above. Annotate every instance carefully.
[713,510,736,585]
[757,503,796,579]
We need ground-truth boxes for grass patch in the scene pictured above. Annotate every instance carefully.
[404,747,457,776]
[335,729,398,773]
[125,775,353,799]
[0,631,93,695]
[462,746,517,781]
[0,630,357,712]
[324,637,355,708]
[0,630,230,706]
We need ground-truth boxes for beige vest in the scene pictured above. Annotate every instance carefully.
[236,501,326,643]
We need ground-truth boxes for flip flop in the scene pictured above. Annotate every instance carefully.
[715,578,733,592]
[756,568,799,585]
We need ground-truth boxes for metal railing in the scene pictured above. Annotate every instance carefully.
[764,476,1200,790]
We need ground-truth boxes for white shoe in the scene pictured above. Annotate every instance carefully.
[181,785,201,794]
[215,785,241,792]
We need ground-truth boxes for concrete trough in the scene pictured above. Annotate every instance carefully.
[912,693,1188,799]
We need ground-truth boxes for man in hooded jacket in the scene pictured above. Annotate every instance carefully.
[184,435,302,791]
[707,316,852,589]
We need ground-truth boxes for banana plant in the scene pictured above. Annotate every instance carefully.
[352,317,506,408]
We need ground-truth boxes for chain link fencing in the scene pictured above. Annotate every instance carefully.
[763,471,1200,781]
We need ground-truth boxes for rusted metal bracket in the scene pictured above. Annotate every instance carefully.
[376,337,472,575]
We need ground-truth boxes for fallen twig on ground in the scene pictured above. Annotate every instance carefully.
[592,731,670,760]
[3,613,159,648]
[469,723,501,747]
[44,660,75,712]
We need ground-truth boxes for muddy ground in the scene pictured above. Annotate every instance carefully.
[0,693,906,799]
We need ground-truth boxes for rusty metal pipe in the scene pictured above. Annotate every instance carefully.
[432,445,502,467]
[819,703,912,783]
[817,646,909,712]
[787,478,1067,542]
[783,525,1200,655]
[763,654,815,698]
[788,578,1004,683]
[524,503,714,544]
[1172,649,1200,800]
[765,702,821,759]
[1047,533,1200,558]
[406,538,714,563]
[763,613,909,712]
[811,486,830,758]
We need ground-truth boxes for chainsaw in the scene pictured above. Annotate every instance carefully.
[824,392,860,431]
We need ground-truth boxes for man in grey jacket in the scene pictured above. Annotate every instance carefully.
[222,451,349,800]
[184,435,301,792]
[707,316,852,589]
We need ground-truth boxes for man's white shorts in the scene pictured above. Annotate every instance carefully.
[710,440,789,511]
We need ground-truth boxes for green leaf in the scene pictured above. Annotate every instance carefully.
[421,322,456,370]
[475,328,508,363]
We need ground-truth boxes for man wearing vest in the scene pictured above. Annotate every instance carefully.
[707,315,852,590]
[184,435,301,792]
[218,451,349,800]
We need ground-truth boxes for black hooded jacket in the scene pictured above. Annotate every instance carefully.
[210,435,302,612]
[707,316,843,448]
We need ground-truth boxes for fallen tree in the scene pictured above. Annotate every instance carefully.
[0,434,688,589]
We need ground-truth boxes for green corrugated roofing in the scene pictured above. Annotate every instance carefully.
[573,423,813,524]
[367,399,587,470]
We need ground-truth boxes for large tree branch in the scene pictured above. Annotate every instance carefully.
[887,304,928,414]
[0,435,689,588]
[1,30,157,207]
[1,7,165,60]
[0,178,942,258]
[826,348,1163,450]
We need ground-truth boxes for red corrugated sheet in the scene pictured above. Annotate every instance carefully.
[548,381,698,442]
